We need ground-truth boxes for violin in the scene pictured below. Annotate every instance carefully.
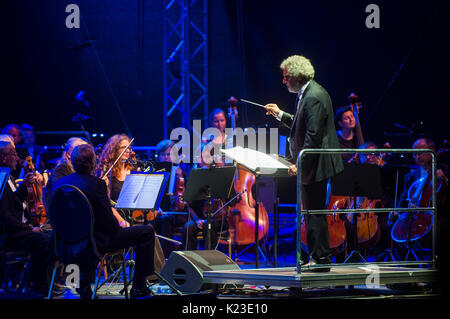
[173,173,185,211]
[24,156,47,227]
[131,209,159,224]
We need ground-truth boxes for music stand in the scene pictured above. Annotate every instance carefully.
[183,166,236,250]
[116,172,169,225]
[331,163,384,263]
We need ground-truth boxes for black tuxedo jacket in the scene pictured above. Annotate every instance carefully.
[280,80,344,184]
[51,172,121,249]
[0,177,32,236]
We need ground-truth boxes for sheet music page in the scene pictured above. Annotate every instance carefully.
[221,146,289,171]
[116,174,165,209]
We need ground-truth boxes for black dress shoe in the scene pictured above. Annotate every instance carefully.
[130,287,153,299]
[302,259,331,273]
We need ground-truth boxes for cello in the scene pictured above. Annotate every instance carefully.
[350,143,391,248]
[391,140,448,243]
[300,194,348,255]
[226,96,270,246]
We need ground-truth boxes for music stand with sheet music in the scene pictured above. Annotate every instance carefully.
[115,172,169,219]
[221,147,291,267]
[330,163,384,263]
[183,166,236,250]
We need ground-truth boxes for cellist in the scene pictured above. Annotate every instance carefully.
[398,138,448,209]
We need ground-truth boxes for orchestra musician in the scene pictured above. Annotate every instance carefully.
[399,138,448,209]
[2,124,22,146]
[334,106,362,162]
[265,55,344,271]
[96,134,135,228]
[0,140,54,297]
[51,144,156,299]
[183,108,231,250]
[97,134,167,278]
[2,124,23,179]
[154,139,189,257]
[198,108,233,167]
[43,137,88,208]
[16,124,46,174]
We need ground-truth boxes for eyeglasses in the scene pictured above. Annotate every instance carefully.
[119,146,132,152]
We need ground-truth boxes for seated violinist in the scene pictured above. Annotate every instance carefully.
[2,124,23,179]
[51,144,155,299]
[0,140,53,297]
[96,134,135,228]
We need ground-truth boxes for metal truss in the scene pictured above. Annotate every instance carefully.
[163,0,208,138]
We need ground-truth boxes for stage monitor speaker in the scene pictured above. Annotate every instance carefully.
[159,250,240,294]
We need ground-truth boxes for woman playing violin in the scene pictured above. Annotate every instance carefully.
[96,134,135,228]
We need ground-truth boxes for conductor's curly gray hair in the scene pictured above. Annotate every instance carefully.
[280,55,315,82]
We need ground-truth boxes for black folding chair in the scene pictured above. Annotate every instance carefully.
[47,184,129,299]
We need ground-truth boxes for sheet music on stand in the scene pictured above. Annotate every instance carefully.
[115,173,168,210]
[221,146,291,176]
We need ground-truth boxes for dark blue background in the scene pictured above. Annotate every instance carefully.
[2,0,448,148]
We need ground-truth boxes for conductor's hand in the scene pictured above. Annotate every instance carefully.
[265,104,281,118]
[288,164,297,176]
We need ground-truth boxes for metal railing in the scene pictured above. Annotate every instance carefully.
[296,148,438,274]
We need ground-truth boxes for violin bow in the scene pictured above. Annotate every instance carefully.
[101,137,135,179]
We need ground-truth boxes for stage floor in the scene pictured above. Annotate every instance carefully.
[203,265,438,289]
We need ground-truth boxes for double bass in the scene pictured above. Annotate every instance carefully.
[226,96,270,246]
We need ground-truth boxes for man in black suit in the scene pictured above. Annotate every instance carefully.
[265,55,344,270]
[51,144,155,299]
[0,140,52,295]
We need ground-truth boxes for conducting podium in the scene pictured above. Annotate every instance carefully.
[221,147,291,267]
